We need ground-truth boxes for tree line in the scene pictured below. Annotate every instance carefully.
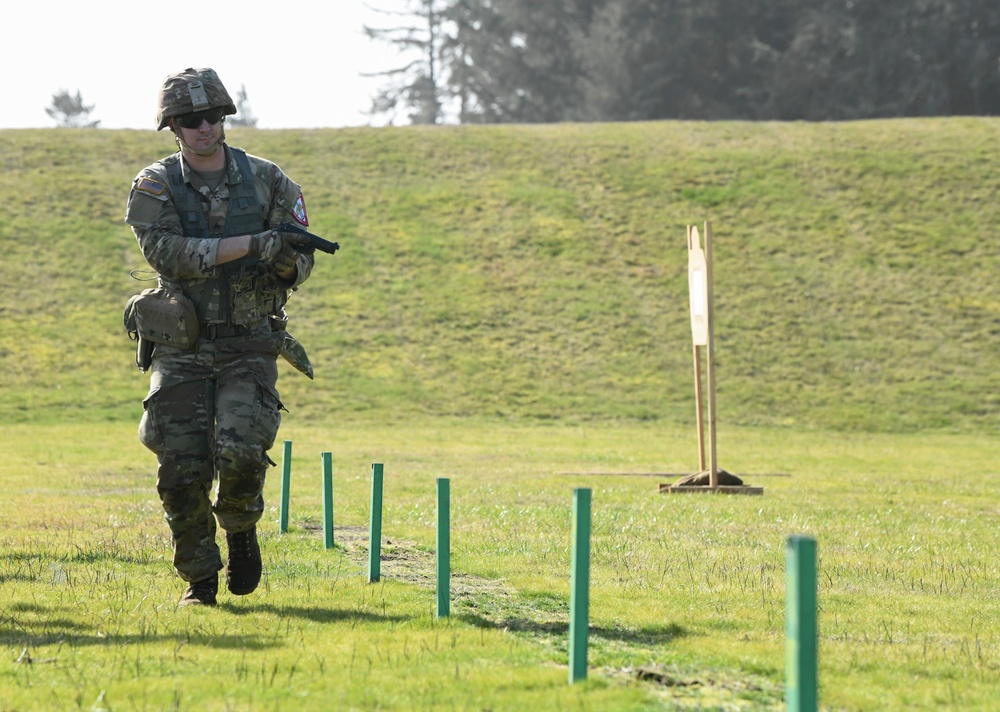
[45,86,258,129]
[369,0,1000,124]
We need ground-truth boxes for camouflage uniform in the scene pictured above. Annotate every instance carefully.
[125,143,314,584]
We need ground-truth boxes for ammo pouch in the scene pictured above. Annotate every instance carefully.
[123,288,199,371]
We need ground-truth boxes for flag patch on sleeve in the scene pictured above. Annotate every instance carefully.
[292,193,309,226]
[136,177,166,196]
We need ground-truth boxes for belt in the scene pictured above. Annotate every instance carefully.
[201,323,254,341]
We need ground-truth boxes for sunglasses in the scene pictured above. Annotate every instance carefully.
[176,108,225,129]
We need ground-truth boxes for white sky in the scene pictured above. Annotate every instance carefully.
[1,1,418,130]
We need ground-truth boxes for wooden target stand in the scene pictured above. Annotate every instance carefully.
[659,223,762,496]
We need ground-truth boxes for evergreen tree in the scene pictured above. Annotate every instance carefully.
[767,0,1000,119]
[228,85,259,127]
[45,89,100,128]
[365,0,452,124]
[447,0,598,123]
[381,0,1000,123]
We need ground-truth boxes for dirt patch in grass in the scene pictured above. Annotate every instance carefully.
[624,665,784,710]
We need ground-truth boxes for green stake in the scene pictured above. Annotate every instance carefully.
[322,452,334,549]
[786,536,818,712]
[569,487,591,684]
[279,440,292,533]
[368,463,384,583]
[436,478,451,618]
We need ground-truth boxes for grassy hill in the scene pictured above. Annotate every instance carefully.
[1,119,998,432]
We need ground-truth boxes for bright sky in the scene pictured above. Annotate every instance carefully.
[2,1,417,130]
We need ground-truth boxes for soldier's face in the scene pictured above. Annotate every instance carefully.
[176,116,223,152]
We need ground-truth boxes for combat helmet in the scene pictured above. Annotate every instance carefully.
[156,68,237,131]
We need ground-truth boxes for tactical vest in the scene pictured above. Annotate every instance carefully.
[159,148,281,327]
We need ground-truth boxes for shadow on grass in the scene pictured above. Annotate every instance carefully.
[218,602,411,626]
[0,625,279,650]
[3,548,161,567]
[0,603,413,651]
[0,573,38,584]
[457,611,687,645]
[65,549,159,565]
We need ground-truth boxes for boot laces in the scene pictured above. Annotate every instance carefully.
[230,530,255,560]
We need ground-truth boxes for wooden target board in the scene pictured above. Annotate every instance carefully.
[660,223,762,495]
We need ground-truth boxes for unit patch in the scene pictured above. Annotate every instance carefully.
[292,193,309,226]
[136,177,167,196]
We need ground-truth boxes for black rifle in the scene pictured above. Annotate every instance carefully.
[278,222,340,255]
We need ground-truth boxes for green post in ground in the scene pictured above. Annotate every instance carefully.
[786,535,818,712]
[368,463,384,583]
[279,440,292,533]
[322,452,334,549]
[569,487,592,684]
[436,478,450,618]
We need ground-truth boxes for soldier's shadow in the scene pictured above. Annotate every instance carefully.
[0,602,410,651]
[218,602,410,626]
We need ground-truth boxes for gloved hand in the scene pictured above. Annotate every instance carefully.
[247,229,283,261]
[271,241,301,275]
[248,229,311,265]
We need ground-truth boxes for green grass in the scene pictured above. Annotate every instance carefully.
[2,120,999,431]
[1,422,998,709]
[1,120,999,708]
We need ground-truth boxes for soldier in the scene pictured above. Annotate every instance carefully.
[124,68,315,606]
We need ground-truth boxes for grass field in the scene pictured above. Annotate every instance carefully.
[1,120,999,709]
[2,119,999,431]
[2,421,998,710]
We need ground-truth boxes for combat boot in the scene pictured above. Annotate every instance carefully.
[178,574,218,607]
[226,526,262,595]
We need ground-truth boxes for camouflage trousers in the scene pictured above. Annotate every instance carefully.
[138,328,283,583]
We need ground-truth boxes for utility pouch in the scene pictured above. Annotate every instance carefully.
[122,302,153,373]
[123,288,200,349]
[133,334,154,372]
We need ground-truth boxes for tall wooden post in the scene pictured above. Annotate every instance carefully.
[688,223,718,486]
[691,343,706,472]
[704,223,719,487]
[664,223,763,495]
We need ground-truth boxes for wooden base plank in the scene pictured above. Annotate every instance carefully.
[658,484,764,495]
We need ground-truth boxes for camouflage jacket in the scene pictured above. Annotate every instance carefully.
[124,144,314,326]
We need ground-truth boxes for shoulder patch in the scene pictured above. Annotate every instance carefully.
[292,193,309,226]
[136,177,167,196]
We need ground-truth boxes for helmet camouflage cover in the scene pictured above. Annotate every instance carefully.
[156,67,237,130]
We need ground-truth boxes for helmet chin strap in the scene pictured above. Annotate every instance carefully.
[174,122,227,157]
